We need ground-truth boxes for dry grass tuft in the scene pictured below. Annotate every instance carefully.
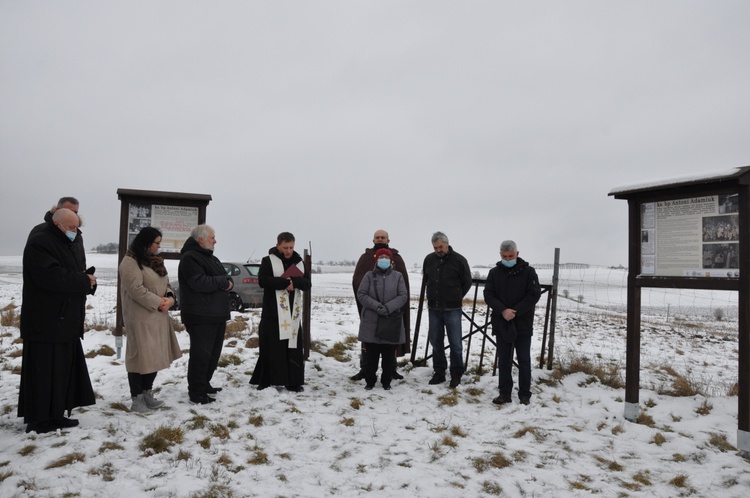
[245,336,259,348]
[0,305,19,327]
[695,399,713,416]
[0,469,13,483]
[593,455,623,472]
[557,355,623,389]
[85,345,116,358]
[248,449,269,465]
[211,424,231,440]
[248,414,264,427]
[88,462,115,481]
[98,441,124,454]
[225,317,249,337]
[512,425,545,443]
[18,445,36,457]
[171,317,185,332]
[218,353,242,367]
[636,412,655,428]
[669,474,691,489]
[188,413,210,430]
[350,398,362,410]
[707,432,735,453]
[450,425,467,438]
[318,341,352,362]
[45,452,86,469]
[651,432,667,446]
[341,417,355,427]
[632,470,652,486]
[139,426,184,455]
[437,392,459,407]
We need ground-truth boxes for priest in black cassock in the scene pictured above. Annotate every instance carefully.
[18,208,97,434]
[249,232,311,392]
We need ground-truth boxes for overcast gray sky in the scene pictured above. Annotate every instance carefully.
[2,1,749,268]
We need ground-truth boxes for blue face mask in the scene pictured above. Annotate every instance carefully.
[501,259,516,268]
[65,231,77,242]
[377,259,391,270]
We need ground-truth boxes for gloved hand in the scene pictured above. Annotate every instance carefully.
[376,305,389,316]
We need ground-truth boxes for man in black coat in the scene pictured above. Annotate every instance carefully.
[19,208,97,433]
[178,225,233,404]
[483,240,541,405]
[28,196,86,270]
[422,231,472,387]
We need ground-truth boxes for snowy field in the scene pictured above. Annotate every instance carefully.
[0,254,747,497]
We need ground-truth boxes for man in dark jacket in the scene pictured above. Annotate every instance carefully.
[483,240,541,405]
[178,225,233,404]
[422,231,472,387]
[28,197,86,270]
[19,208,97,433]
[350,229,410,381]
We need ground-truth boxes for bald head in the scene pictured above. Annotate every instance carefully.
[373,229,390,245]
[52,208,79,235]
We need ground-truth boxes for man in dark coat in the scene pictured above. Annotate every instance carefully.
[28,197,86,270]
[422,231,472,388]
[350,229,410,381]
[178,225,233,404]
[483,240,541,406]
[250,232,311,392]
[19,208,97,434]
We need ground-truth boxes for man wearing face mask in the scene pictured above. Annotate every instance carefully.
[18,208,97,434]
[483,240,541,406]
[28,197,86,270]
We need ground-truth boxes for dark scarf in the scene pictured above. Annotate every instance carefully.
[126,249,168,277]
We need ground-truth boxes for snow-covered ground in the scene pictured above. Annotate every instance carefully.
[0,254,747,497]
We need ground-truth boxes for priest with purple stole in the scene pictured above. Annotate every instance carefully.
[250,232,311,392]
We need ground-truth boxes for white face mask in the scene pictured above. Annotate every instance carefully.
[65,231,77,242]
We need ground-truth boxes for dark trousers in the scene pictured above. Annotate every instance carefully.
[363,342,396,387]
[359,344,399,373]
[128,372,157,397]
[497,334,532,399]
[187,322,226,396]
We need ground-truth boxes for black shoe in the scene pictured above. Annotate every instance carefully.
[256,384,270,391]
[286,385,304,393]
[350,371,365,381]
[382,384,391,391]
[449,373,461,388]
[55,417,79,428]
[189,394,216,405]
[207,385,223,394]
[428,373,446,385]
[364,383,375,391]
[492,395,512,405]
[391,371,404,380]
[519,397,531,405]
[25,421,57,434]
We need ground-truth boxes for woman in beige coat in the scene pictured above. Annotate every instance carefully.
[119,227,182,413]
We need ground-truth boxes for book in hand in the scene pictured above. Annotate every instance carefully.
[281,265,304,279]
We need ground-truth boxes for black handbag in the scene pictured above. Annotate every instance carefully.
[375,311,402,342]
[373,272,402,343]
